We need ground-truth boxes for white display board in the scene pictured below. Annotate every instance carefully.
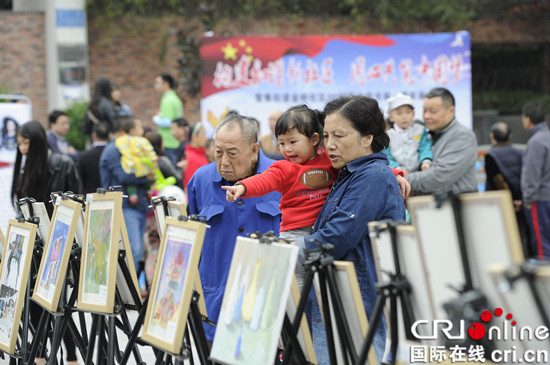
[0,97,32,233]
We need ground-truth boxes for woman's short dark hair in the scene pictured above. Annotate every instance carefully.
[274,104,324,147]
[159,73,176,90]
[324,96,390,153]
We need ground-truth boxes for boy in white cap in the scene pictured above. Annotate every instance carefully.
[383,92,433,175]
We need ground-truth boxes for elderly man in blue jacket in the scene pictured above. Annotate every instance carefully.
[187,114,281,341]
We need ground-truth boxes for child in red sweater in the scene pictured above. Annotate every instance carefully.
[224,105,334,231]
[223,105,406,289]
[223,105,332,288]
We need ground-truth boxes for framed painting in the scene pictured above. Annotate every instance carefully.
[210,236,299,365]
[77,192,122,314]
[32,199,80,312]
[285,277,317,364]
[141,217,206,354]
[0,219,37,354]
[152,198,206,316]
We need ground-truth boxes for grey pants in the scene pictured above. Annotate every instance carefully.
[280,226,312,292]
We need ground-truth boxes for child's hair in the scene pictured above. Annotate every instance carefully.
[145,130,164,156]
[274,105,324,148]
[116,115,135,134]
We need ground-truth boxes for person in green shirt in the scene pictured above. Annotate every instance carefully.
[154,72,184,165]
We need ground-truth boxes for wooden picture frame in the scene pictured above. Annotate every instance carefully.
[116,215,141,307]
[32,199,80,312]
[141,217,206,355]
[152,197,187,238]
[77,192,122,314]
[50,192,86,248]
[210,236,299,365]
[0,219,37,354]
[152,197,206,316]
[369,222,436,347]
[0,227,4,258]
[313,261,377,365]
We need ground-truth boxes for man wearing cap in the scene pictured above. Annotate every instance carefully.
[383,92,432,175]
[405,87,477,195]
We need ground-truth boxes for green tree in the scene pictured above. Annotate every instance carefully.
[65,101,88,151]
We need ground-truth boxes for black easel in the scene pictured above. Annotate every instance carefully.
[7,197,47,365]
[435,194,495,355]
[79,187,146,365]
[276,237,359,365]
[139,214,211,365]
[356,220,417,365]
[238,231,312,365]
[25,192,89,365]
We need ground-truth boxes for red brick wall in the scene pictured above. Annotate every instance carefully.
[87,17,202,128]
[0,12,48,125]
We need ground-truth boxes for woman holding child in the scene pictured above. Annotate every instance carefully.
[295,96,407,363]
[222,95,407,363]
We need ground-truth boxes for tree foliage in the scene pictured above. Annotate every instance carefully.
[86,0,548,22]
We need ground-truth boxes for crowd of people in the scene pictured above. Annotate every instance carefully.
[10,78,550,364]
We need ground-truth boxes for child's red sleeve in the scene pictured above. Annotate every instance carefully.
[390,167,404,177]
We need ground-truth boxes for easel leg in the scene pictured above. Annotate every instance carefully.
[28,310,50,364]
[283,269,316,365]
[390,293,399,364]
[357,289,388,365]
[68,318,87,359]
[120,296,149,365]
[108,316,116,365]
[85,314,99,365]
[188,292,212,365]
[325,266,358,364]
[47,316,65,365]
[318,271,337,365]
[154,352,165,365]
[281,314,307,365]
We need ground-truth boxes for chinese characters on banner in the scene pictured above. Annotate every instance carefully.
[200,32,471,137]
